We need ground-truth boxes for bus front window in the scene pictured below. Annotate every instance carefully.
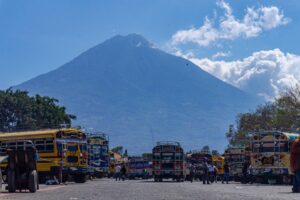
[67,145,78,152]
[252,141,288,153]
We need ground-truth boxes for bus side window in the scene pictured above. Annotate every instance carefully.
[35,139,45,152]
[16,141,24,150]
[45,139,54,152]
[0,142,6,156]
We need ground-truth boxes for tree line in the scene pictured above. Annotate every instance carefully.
[226,86,300,147]
[0,89,76,132]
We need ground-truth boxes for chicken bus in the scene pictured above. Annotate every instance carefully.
[87,133,109,178]
[152,141,185,182]
[186,151,212,181]
[127,156,151,179]
[0,128,88,183]
[224,147,250,182]
[212,155,225,179]
[250,131,300,184]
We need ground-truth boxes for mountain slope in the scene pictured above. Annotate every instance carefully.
[16,34,261,153]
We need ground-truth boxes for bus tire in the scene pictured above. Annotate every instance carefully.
[62,174,68,183]
[28,170,38,193]
[7,170,16,193]
[282,175,291,185]
[0,170,2,192]
[74,174,86,183]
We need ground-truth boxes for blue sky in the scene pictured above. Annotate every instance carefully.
[1,0,300,97]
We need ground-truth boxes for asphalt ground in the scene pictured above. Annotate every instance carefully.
[0,178,299,200]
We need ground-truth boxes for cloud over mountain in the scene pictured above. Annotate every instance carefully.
[177,48,300,100]
[171,0,289,47]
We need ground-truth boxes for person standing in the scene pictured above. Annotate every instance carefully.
[189,164,195,183]
[242,162,248,184]
[222,162,230,184]
[291,138,300,193]
[202,158,210,184]
[213,165,218,183]
[121,164,127,181]
[115,165,121,181]
[208,163,215,183]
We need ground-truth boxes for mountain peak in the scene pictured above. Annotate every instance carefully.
[16,34,260,153]
[106,34,152,48]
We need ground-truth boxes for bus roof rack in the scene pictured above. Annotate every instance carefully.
[191,149,210,154]
[156,141,181,146]
[86,132,109,140]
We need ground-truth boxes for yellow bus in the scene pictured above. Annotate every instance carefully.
[212,155,225,176]
[250,131,300,184]
[0,128,88,183]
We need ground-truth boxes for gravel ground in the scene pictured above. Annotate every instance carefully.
[0,178,299,200]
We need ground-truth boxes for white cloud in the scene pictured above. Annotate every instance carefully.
[171,17,218,47]
[177,49,300,100]
[212,51,231,59]
[171,0,289,47]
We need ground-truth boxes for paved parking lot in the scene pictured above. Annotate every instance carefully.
[0,178,299,200]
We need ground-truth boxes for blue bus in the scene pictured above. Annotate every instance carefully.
[87,133,109,178]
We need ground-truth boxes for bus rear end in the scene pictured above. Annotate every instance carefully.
[213,155,225,177]
[87,133,109,178]
[127,157,151,179]
[152,141,185,182]
[190,152,212,180]
[224,148,246,182]
[250,131,299,184]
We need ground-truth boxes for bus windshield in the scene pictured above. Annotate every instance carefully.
[67,145,78,151]
[252,141,288,153]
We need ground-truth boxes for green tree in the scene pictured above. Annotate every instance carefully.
[211,150,220,156]
[111,146,123,155]
[274,87,300,130]
[226,86,300,147]
[0,89,76,132]
[201,145,210,154]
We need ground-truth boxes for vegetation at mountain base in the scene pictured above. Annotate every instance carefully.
[201,145,211,153]
[227,86,300,147]
[111,146,124,155]
[211,150,220,156]
[0,89,76,132]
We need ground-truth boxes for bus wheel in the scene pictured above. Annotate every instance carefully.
[7,170,16,193]
[0,170,2,192]
[62,174,68,183]
[282,175,291,185]
[28,170,38,193]
[74,174,86,183]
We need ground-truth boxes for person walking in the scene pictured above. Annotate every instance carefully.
[202,158,210,184]
[213,165,218,183]
[189,164,195,183]
[121,164,127,181]
[242,162,248,184]
[291,138,300,193]
[208,163,215,183]
[222,162,230,184]
[115,164,121,181]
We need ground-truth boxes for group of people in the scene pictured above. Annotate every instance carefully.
[114,164,127,181]
[189,159,230,184]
